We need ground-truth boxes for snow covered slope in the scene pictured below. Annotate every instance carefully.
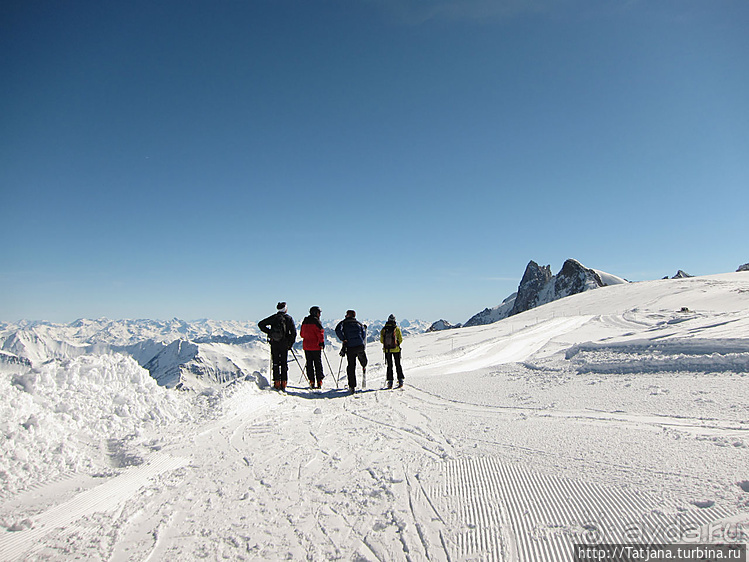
[1,272,748,561]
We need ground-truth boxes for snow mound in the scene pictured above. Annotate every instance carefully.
[567,338,749,375]
[0,354,190,498]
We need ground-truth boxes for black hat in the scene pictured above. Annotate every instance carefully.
[277,302,287,311]
[310,306,321,316]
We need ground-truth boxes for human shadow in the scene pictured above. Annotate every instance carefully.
[283,385,379,399]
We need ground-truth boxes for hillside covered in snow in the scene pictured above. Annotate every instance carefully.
[1,272,749,560]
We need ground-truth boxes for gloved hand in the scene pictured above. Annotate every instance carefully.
[320,342,325,349]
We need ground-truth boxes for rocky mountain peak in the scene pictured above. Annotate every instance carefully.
[466,258,628,327]
[553,258,606,299]
[511,261,553,316]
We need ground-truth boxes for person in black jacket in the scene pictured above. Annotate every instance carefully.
[258,302,297,390]
[335,310,368,392]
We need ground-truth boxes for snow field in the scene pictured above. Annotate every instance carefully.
[1,272,749,560]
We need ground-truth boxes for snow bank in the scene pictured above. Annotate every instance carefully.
[0,354,190,498]
[566,339,749,375]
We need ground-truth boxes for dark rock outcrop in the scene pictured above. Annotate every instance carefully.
[511,261,553,316]
[553,259,606,300]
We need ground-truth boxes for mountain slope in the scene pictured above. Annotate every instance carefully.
[1,272,748,561]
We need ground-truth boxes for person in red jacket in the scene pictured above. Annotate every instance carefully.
[300,306,326,388]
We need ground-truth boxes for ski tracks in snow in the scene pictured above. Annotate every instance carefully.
[3,375,746,561]
[0,452,188,560]
[0,382,448,561]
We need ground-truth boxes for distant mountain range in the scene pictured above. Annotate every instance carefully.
[0,317,430,390]
[4,259,746,388]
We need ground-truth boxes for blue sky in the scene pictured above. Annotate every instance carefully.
[2,0,748,325]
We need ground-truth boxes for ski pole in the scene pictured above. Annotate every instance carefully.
[337,349,345,386]
[296,349,306,384]
[322,348,339,389]
[268,340,274,386]
[290,347,306,384]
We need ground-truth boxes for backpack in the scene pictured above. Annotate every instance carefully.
[382,324,397,350]
[268,315,287,343]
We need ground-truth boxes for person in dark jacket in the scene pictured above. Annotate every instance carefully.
[380,314,404,389]
[335,310,368,393]
[258,302,296,390]
[300,306,325,388]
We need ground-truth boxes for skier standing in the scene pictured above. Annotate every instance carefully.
[380,314,405,389]
[258,302,297,390]
[335,310,368,393]
[300,306,326,389]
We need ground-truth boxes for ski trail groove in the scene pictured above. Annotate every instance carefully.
[436,457,740,562]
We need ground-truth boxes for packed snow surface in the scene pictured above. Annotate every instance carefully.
[2,273,749,561]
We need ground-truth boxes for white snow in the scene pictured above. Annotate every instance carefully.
[0,354,193,499]
[592,268,628,286]
[1,272,749,560]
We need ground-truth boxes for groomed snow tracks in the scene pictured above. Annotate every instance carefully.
[432,456,738,562]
